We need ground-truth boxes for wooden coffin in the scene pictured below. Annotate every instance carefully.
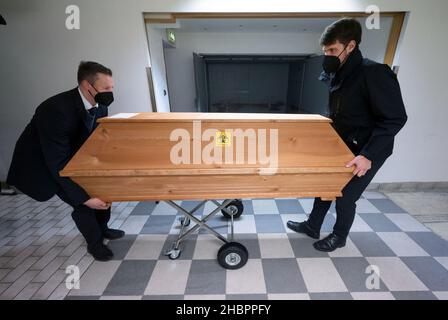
[60,112,355,202]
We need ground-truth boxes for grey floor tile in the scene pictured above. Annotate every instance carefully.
[350,292,395,300]
[151,201,179,216]
[14,283,43,300]
[103,260,156,296]
[64,296,101,300]
[142,295,184,300]
[362,191,387,199]
[180,201,206,216]
[407,232,448,256]
[232,234,261,259]
[370,199,407,213]
[226,294,268,300]
[120,216,149,235]
[130,202,157,216]
[262,258,307,293]
[159,234,198,260]
[100,295,143,300]
[288,234,329,258]
[3,194,448,300]
[309,292,353,300]
[184,294,225,300]
[392,291,437,300]
[254,215,285,233]
[321,214,336,233]
[359,213,401,232]
[185,260,226,295]
[401,257,448,291]
[349,232,396,257]
[140,216,177,234]
[198,216,229,235]
[275,199,304,214]
[0,270,39,299]
[107,235,137,260]
[241,200,254,215]
[332,257,388,292]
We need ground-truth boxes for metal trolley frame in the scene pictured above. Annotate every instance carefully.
[162,199,247,270]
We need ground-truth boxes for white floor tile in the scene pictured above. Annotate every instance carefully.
[297,258,348,293]
[258,234,294,258]
[385,214,430,232]
[226,259,267,294]
[378,232,429,257]
[252,200,279,215]
[145,260,191,295]
[366,257,428,291]
[125,235,167,260]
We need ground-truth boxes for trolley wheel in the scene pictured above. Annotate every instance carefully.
[217,242,248,270]
[221,200,244,219]
[167,249,181,260]
[179,217,191,227]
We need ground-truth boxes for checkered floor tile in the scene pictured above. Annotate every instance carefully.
[1,192,448,300]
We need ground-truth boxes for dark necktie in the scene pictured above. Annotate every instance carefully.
[87,107,98,132]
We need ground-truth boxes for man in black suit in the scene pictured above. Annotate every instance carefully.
[7,61,125,261]
[287,18,408,252]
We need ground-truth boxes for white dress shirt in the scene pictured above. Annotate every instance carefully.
[78,87,98,111]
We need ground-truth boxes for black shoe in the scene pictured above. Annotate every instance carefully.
[286,221,320,239]
[103,228,125,240]
[88,244,114,262]
[313,233,346,252]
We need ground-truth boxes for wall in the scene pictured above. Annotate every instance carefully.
[0,0,152,181]
[145,25,171,112]
[0,0,447,184]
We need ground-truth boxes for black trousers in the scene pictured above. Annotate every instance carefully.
[307,156,388,239]
[57,190,110,251]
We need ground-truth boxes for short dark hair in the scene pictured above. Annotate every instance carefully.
[320,18,362,47]
[77,61,112,84]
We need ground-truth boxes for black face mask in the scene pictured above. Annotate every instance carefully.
[322,45,349,74]
[89,83,114,107]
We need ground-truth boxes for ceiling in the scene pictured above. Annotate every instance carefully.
[171,17,390,33]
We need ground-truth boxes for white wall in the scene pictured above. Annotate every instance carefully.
[0,0,153,181]
[0,0,447,184]
[146,25,171,112]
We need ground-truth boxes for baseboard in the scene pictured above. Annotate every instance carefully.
[367,181,448,192]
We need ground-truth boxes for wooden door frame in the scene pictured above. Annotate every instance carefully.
[144,12,406,66]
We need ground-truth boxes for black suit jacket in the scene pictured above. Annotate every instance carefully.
[319,48,408,162]
[7,88,108,206]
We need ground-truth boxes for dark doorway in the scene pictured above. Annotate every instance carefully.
[194,54,315,114]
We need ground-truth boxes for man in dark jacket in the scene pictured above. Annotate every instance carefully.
[287,18,408,252]
[7,61,125,261]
